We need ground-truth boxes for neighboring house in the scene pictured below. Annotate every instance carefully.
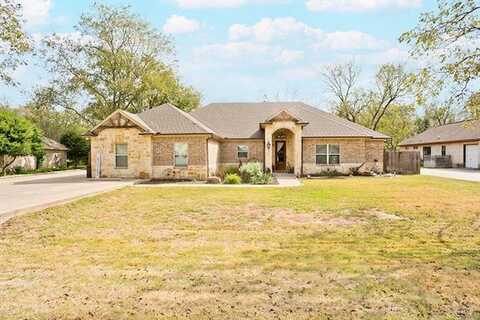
[399,120,480,169]
[41,137,69,168]
[0,137,68,172]
[86,102,388,179]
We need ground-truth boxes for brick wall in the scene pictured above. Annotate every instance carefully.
[302,138,384,175]
[219,140,264,165]
[90,127,152,179]
[152,135,208,180]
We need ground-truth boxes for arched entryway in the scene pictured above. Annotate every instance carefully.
[272,128,295,173]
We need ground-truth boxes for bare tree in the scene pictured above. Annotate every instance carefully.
[321,62,367,123]
[368,64,415,130]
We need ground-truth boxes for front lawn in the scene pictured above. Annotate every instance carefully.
[1,176,480,319]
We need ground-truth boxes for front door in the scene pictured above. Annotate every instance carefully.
[275,141,287,171]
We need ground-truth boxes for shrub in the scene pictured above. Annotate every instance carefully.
[239,162,263,183]
[251,172,273,185]
[224,173,242,184]
[219,166,240,179]
[14,166,26,174]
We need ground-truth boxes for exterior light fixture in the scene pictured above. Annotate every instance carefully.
[267,141,271,150]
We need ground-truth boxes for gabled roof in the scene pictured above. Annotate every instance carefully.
[88,109,154,136]
[42,137,68,151]
[400,120,480,146]
[191,102,389,139]
[262,110,308,125]
[137,104,215,135]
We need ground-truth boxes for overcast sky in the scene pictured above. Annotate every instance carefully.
[2,0,437,109]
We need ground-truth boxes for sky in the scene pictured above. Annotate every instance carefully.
[2,0,439,109]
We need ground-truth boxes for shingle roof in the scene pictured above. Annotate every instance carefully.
[42,137,68,151]
[137,103,214,135]
[190,102,388,139]
[400,120,480,146]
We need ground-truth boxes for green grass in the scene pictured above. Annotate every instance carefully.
[1,176,480,319]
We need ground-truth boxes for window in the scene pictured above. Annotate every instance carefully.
[413,146,418,150]
[115,144,128,168]
[423,146,431,157]
[316,144,340,165]
[237,145,249,159]
[174,143,188,167]
[441,145,447,156]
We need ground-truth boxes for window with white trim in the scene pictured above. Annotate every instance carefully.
[115,144,128,168]
[237,145,249,159]
[174,143,188,167]
[316,144,340,165]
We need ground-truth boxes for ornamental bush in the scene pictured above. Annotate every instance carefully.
[224,173,242,184]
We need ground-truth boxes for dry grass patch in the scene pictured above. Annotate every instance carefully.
[1,176,480,319]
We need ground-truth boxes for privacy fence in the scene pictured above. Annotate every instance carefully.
[384,151,421,175]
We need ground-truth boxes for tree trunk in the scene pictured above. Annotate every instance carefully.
[1,156,17,176]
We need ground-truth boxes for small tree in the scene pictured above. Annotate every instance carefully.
[0,109,43,175]
[60,129,90,167]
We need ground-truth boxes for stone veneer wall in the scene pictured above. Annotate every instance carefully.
[90,127,152,179]
[218,140,265,171]
[41,150,67,168]
[302,138,385,175]
[152,135,208,180]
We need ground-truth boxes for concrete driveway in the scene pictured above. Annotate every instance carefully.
[421,168,480,182]
[0,170,134,223]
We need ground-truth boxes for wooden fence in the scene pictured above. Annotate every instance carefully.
[384,151,421,175]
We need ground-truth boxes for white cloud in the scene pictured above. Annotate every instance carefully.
[19,0,52,26]
[163,15,200,34]
[275,50,304,64]
[176,0,246,8]
[315,31,387,50]
[193,41,271,62]
[228,17,384,51]
[306,0,421,12]
[229,17,321,43]
[176,0,288,8]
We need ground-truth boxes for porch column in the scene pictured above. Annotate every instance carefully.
[264,125,273,173]
[294,131,302,177]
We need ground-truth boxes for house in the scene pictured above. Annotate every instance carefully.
[0,137,68,172]
[86,102,389,179]
[399,120,480,169]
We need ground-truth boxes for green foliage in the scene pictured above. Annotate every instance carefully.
[239,162,263,183]
[60,129,90,167]
[375,104,416,150]
[42,3,201,123]
[219,166,240,179]
[0,0,30,85]
[22,86,89,140]
[0,109,43,174]
[223,173,242,185]
[239,162,272,185]
[400,0,480,106]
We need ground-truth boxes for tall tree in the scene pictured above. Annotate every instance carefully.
[0,109,43,175]
[42,4,200,123]
[21,86,89,139]
[323,62,415,131]
[375,104,416,150]
[0,0,30,85]
[321,62,368,123]
[400,0,480,104]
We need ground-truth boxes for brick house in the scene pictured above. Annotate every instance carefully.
[86,102,388,179]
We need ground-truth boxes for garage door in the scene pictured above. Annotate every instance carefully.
[465,145,479,169]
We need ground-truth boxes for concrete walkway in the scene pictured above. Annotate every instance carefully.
[274,173,302,186]
[421,168,480,182]
[0,170,134,224]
